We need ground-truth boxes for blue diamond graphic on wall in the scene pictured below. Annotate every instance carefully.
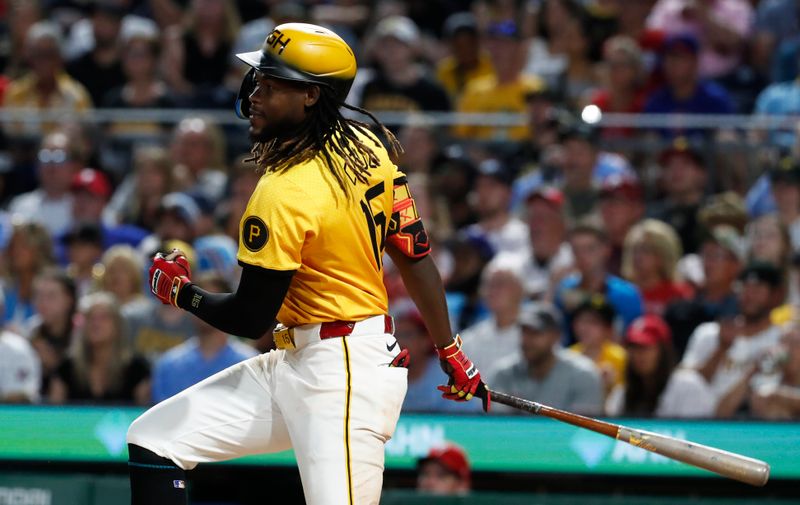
[569,430,613,468]
[95,411,136,456]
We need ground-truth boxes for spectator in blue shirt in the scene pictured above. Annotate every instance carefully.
[151,273,258,403]
[754,76,800,150]
[555,220,644,345]
[644,33,734,139]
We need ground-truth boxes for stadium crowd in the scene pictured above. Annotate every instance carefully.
[1,0,800,422]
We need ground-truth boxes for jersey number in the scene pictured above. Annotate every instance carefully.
[360,181,387,268]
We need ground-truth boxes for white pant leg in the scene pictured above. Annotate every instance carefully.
[127,350,292,470]
[277,334,407,505]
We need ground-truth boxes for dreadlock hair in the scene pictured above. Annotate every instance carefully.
[247,85,403,197]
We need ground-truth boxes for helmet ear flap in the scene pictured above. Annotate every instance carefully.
[235,68,257,119]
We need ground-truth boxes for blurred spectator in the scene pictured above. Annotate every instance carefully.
[454,20,543,141]
[753,75,800,151]
[464,159,530,258]
[648,137,708,254]
[26,268,77,398]
[586,35,650,139]
[416,444,471,496]
[509,89,563,179]
[443,231,495,332]
[49,291,150,405]
[646,0,754,80]
[359,16,450,113]
[621,219,693,316]
[606,314,714,417]
[555,220,644,342]
[3,21,92,136]
[393,303,479,413]
[525,0,583,90]
[558,120,635,218]
[745,214,792,270]
[519,186,574,300]
[664,225,744,357]
[105,145,176,231]
[0,324,41,403]
[151,273,257,403]
[96,245,152,337]
[62,222,104,298]
[161,0,241,106]
[750,325,800,420]
[598,175,646,276]
[752,0,800,81]
[8,130,83,237]
[219,154,261,241]
[557,9,598,108]
[65,1,126,106]
[0,1,43,78]
[461,255,525,376]
[490,303,604,415]
[697,191,749,234]
[397,116,442,176]
[103,20,176,132]
[428,147,477,233]
[643,33,734,138]
[769,157,800,251]
[568,294,627,396]
[3,222,56,329]
[169,116,228,204]
[435,12,495,101]
[681,262,785,407]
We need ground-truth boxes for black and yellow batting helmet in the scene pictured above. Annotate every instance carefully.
[234,23,357,119]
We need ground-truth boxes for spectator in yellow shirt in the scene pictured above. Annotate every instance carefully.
[435,12,495,101]
[4,21,92,137]
[569,294,627,396]
[453,20,544,142]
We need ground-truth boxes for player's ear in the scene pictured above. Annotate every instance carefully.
[304,85,320,107]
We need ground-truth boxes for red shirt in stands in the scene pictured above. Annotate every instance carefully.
[642,281,694,316]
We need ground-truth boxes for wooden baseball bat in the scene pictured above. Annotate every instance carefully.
[488,389,770,487]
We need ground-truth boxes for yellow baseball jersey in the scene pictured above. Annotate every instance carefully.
[238,129,423,327]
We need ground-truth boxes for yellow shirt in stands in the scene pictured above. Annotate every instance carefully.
[570,341,627,392]
[452,73,545,141]
[3,72,92,135]
[435,53,495,100]
[237,130,409,327]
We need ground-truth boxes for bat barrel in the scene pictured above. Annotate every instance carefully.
[617,427,771,487]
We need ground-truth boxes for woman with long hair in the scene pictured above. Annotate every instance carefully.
[48,291,150,405]
[4,222,56,330]
[606,315,713,418]
[622,219,693,315]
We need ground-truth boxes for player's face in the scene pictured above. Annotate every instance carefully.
[248,73,317,143]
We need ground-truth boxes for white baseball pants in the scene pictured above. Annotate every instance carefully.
[127,320,407,505]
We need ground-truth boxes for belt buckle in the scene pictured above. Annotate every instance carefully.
[273,324,296,350]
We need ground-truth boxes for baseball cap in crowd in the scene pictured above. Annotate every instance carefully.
[625,315,672,346]
[571,294,616,327]
[661,32,700,55]
[769,156,800,185]
[599,174,644,202]
[518,303,562,332]
[525,185,565,209]
[705,225,746,263]
[418,444,471,482]
[443,12,478,39]
[738,261,783,288]
[90,0,126,18]
[62,222,103,247]
[71,168,112,199]
[374,16,420,46]
[486,19,520,39]
[159,192,201,226]
[697,192,748,232]
[476,158,515,187]
[658,136,704,166]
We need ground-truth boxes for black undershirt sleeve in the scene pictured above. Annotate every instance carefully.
[176,262,294,340]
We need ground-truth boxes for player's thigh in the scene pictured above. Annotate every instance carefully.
[127,351,292,469]
[281,336,407,505]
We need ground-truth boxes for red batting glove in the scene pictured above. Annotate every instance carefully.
[436,335,491,412]
[149,250,192,307]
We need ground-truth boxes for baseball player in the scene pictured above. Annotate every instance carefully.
[126,23,489,505]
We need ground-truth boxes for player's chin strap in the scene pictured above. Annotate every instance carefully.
[128,444,188,505]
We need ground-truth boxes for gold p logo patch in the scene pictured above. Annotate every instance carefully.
[242,216,269,252]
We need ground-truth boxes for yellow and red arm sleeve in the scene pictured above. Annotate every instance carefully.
[386,176,431,259]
